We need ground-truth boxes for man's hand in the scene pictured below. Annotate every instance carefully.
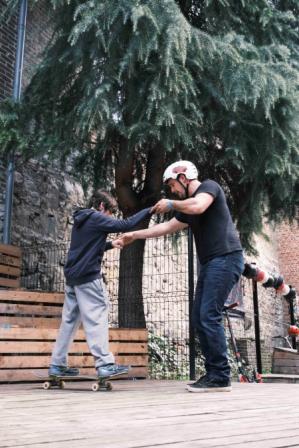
[112,239,124,249]
[120,232,136,246]
[151,199,173,214]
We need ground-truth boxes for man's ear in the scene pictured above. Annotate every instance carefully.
[177,173,188,184]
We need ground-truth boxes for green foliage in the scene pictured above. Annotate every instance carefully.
[148,331,250,380]
[0,100,30,156]
[1,0,298,251]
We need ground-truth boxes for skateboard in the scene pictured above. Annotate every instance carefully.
[33,371,127,392]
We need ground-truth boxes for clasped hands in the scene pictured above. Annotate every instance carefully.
[112,199,170,249]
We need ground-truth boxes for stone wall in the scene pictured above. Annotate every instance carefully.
[10,158,85,245]
[0,159,6,237]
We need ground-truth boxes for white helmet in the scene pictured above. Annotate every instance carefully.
[163,160,198,183]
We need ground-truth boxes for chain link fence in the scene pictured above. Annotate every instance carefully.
[20,232,251,379]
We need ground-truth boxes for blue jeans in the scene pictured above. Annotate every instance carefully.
[192,251,244,381]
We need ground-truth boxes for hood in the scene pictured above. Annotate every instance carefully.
[73,209,95,228]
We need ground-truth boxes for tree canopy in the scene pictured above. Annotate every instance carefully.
[1,0,298,251]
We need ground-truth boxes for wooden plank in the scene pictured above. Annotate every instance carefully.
[109,328,148,341]
[0,316,62,328]
[274,359,299,367]
[273,366,299,374]
[0,327,66,340]
[0,244,21,258]
[0,278,20,288]
[2,381,299,447]
[0,254,21,268]
[0,354,148,369]
[274,347,298,354]
[0,290,64,304]
[0,341,147,354]
[0,366,148,382]
[0,303,63,317]
[0,327,147,341]
[0,265,20,277]
[273,351,299,358]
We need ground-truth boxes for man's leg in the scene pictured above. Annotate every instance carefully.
[75,278,115,369]
[188,252,244,392]
[191,273,212,380]
[50,285,81,370]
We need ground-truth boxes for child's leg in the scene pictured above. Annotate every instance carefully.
[50,284,81,367]
[75,278,115,368]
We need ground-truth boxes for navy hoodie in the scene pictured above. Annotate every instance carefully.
[64,207,152,286]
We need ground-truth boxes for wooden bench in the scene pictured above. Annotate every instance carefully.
[0,245,22,289]
[272,347,299,375]
[0,289,148,382]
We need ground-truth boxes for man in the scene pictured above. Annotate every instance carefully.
[49,190,152,378]
[120,161,244,392]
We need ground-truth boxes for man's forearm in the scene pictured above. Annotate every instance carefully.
[170,198,200,214]
[133,222,172,239]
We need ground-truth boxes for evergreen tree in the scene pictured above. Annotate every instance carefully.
[1,0,298,326]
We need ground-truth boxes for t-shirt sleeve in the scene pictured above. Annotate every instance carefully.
[196,180,220,199]
[174,211,191,225]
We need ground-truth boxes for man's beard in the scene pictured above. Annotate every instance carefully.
[172,190,187,200]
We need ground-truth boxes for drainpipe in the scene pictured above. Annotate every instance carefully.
[3,0,28,244]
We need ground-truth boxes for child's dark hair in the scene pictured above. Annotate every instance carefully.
[89,190,117,213]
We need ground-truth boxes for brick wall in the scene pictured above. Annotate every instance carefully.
[0,0,52,242]
[277,220,299,291]
[0,0,52,99]
[22,0,52,89]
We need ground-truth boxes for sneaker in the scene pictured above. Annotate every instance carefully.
[97,363,130,378]
[186,377,231,393]
[187,374,209,387]
[48,365,80,377]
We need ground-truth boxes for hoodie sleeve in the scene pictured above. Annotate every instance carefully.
[92,207,152,233]
[104,241,113,251]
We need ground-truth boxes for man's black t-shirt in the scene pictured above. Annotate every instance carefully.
[175,180,242,264]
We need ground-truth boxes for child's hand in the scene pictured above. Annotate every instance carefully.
[112,239,124,249]
[120,232,135,246]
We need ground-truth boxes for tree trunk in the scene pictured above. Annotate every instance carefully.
[118,217,151,328]
[115,138,165,328]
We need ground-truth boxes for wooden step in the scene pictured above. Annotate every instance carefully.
[262,373,299,384]
[272,347,299,375]
[0,245,22,288]
[0,288,149,382]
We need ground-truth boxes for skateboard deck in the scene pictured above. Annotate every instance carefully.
[33,370,127,391]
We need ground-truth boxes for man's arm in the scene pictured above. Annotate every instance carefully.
[151,193,214,215]
[120,218,188,246]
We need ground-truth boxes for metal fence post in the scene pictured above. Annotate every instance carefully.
[188,228,196,380]
[252,279,263,373]
[3,0,28,244]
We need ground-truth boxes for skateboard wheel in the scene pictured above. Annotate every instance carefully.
[92,383,100,392]
[43,381,51,390]
[59,381,65,389]
[106,382,112,391]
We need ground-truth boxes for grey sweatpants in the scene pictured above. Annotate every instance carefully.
[51,278,115,369]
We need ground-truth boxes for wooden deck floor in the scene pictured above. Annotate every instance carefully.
[1,380,299,448]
